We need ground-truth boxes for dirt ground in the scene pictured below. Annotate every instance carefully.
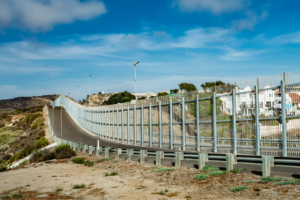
[1,151,300,200]
[43,107,54,144]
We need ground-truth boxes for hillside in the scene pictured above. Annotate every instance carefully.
[0,95,60,109]
[81,93,114,107]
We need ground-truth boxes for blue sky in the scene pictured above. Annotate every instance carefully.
[0,0,300,100]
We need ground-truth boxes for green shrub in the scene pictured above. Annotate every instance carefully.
[73,157,85,164]
[246,180,254,183]
[55,144,76,159]
[0,164,7,172]
[231,186,249,192]
[274,179,300,185]
[73,184,85,189]
[208,171,226,176]
[31,117,44,128]
[193,174,209,180]
[0,126,23,151]
[202,165,218,172]
[30,149,56,163]
[36,137,49,148]
[153,168,177,172]
[22,113,42,124]
[259,177,282,183]
[12,194,23,198]
[84,160,94,167]
[105,171,118,176]
[55,188,63,193]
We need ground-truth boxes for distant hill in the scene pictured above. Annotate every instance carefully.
[0,95,60,109]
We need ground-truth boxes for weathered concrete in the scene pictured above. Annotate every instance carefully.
[126,149,134,162]
[140,150,148,164]
[175,152,184,168]
[105,147,111,158]
[262,155,274,177]
[156,151,164,166]
[226,154,237,172]
[115,148,122,160]
[198,153,208,170]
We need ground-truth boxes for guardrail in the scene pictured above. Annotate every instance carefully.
[45,105,300,178]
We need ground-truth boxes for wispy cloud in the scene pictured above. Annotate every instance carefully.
[220,47,266,61]
[231,10,268,30]
[268,31,300,45]
[0,0,107,32]
[173,0,249,14]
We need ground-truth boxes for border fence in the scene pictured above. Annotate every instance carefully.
[52,69,300,157]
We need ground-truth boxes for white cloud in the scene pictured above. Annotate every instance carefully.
[268,31,300,45]
[174,0,248,14]
[0,0,106,32]
[220,47,266,61]
[231,10,268,30]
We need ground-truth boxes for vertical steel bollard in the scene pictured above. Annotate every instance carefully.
[182,97,186,151]
[141,104,144,146]
[121,107,124,143]
[226,154,237,172]
[170,98,173,149]
[281,80,287,157]
[115,148,122,160]
[232,89,237,154]
[140,150,147,164]
[149,103,152,147]
[112,109,114,141]
[156,151,164,166]
[105,147,111,158]
[134,105,137,145]
[127,106,130,144]
[126,149,133,162]
[213,92,217,153]
[175,152,184,168]
[159,101,162,148]
[105,108,107,139]
[254,85,260,155]
[89,146,93,155]
[196,95,200,152]
[117,108,119,142]
[108,109,111,141]
[262,156,274,177]
[198,153,208,170]
[83,145,87,154]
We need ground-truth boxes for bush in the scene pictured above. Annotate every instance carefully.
[73,184,85,189]
[259,177,282,183]
[73,157,85,164]
[36,137,49,148]
[0,164,7,172]
[21,113,42,124]
[153,168,177,172]
[84,160,94,167]
[231,186,249,192]
[274,179,300,185]
[30,149,56,163]
[31,117,44,128]
[105,171,118,176]
[157,92,168,97]
[208,171,226,176]
[193,174,209,180]
[202,166,218,172]
[55,144,76,159]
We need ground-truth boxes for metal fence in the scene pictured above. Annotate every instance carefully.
[52,69,300,157]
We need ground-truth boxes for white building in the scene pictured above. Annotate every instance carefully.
[220,86,300,117]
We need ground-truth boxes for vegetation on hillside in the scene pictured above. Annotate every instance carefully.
[178,83,197,92]
[0,126,23,151]
[103,91,135,105]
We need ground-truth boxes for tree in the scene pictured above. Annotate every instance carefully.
[178,83,197,92]
[170,89,179,94]
[138,96,146,100]
[201,81,235,93]
[103,91,135,105]
[157,92,168,97]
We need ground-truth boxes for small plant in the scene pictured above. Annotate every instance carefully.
[165,188,169,193]
[55,188,63,193]
[19,160,27,167]
[274,179,300,185]
[73,184,85,189]
[256,192,260,196]
[0,164,7,172]
[55,144,76,159]
[104,171,118,176]
[202,165,218,172]
[209,171,226,176]
[158,190,165,195]
[193,174,209,180]
[153,168,177,172]
[12,193,23,198]
[36,137,49,148]
[260,177,282,183]
[254,185,260,191]
[73,157,85,164]
[231,186,249,192]
[84,160,94,167]
[230,168,238,173]
[246,180,254,183]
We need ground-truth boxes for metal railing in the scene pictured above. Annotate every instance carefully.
[51,69,300,157]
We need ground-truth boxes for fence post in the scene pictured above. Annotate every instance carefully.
[232,89,237,154]
[281,80,287,156]
[126,149,133,162]
[117,108,119,142]
[196,95,200,152]
[149,103,152,147]
[159,101,162,148]
[170,98,173,149]
[182,97,186,151]
[112,109,114,141]
[134,105,137,145]
[105,147,111,158]
[105,108,107,139]
[213,92,217,153]
[141,104,144,146]
[255,85,260,155]
[226,154,237,172]
[156,151,164,166]
[140,150,147,164]
[121,107,124,143]
[262,155,274,177]
[127,106,130,144]
[115,148,122,160]
[198,153,208,170]
[175,152,184,168]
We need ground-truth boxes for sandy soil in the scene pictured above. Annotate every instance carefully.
[5,114,26,126]
[1,151,300,200]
